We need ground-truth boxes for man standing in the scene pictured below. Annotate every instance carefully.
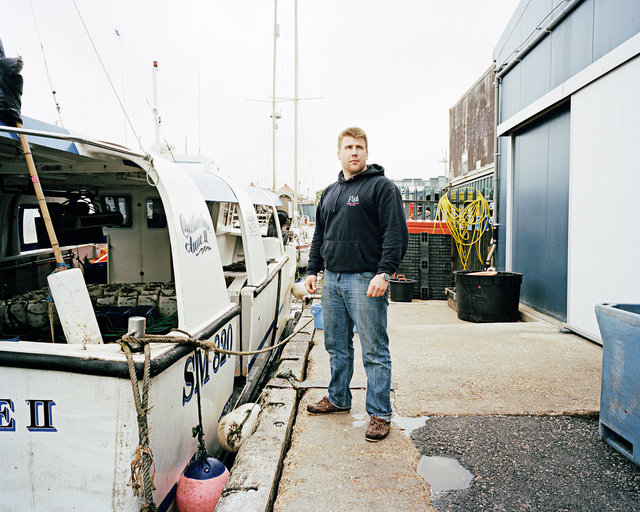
[304,127,408,442]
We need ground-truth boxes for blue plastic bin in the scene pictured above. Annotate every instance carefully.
[595,303,640,467]
[310,303,357,332]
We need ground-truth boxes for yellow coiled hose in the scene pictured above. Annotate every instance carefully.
[433,188,492,270]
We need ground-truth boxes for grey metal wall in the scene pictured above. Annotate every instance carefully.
[512,105,570,320]
[497,0,640,122]
[495,0,640,320]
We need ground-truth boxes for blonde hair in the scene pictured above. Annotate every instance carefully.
[338,127,368,151]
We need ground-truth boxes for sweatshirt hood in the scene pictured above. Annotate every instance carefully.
[338,163,384,182]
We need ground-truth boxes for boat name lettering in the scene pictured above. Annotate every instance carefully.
[0,399,57,432]
[180,213,213,256]
[182,324,233,406]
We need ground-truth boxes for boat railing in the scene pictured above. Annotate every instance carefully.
[402,199,439,221]
[252,254,289,297]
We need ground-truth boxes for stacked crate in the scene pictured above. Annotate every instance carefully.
[396,222,452,300]
[396,233,421,298]
[420,231,452,300]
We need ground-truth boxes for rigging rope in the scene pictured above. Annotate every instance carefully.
[433,188,492,270]
[72,0,146,155]
[72,0,164,189]
[97,0,177,162]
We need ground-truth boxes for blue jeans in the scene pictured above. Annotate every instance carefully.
[321,270,392,421]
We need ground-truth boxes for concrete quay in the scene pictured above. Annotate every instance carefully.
[216,301,640,511]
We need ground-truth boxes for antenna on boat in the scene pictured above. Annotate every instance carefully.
[152,60,161,153]
[28,0,65,128]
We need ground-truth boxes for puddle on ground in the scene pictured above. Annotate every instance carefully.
[349,412,431,432]
[351,413,367,428]
[392,413,429,436]
[417,456,474,495]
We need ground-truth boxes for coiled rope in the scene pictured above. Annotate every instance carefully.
[433,188,492,270]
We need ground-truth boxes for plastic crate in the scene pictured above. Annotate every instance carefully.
[596,303,640,467]
[310,303,357,332]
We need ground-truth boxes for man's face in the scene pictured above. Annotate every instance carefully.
[338,136,368,176]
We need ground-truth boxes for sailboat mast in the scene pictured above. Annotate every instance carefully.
[272,0,278,190]
[293,0,299,224]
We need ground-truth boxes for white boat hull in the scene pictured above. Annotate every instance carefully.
[1,318,237,511]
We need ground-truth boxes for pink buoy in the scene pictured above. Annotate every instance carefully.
[176,456,229,512]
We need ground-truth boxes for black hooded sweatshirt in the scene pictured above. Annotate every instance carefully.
[307,164,408,276]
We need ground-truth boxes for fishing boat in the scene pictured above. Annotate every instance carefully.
[0,116,296,511]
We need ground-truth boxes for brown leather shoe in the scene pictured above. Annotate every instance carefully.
[365,416,391,442]
[307,396,350,414]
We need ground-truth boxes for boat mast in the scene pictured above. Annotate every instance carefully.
[293,0,299,225]
[272,0,278,190]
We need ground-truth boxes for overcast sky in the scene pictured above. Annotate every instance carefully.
[1,0,520,197]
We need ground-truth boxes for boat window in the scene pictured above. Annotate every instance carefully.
[101,195,133,228]
[146,198,167,229]
[18,205,41,252]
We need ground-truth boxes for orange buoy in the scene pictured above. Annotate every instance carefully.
[176,456,229,512]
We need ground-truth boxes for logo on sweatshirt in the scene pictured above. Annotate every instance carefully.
[347,195,360,207]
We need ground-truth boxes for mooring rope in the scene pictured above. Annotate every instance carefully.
[120,315,314,357]
[122,342,157,512]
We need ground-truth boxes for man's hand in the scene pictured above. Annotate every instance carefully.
[304,275,317,294]
[367,274,389,297]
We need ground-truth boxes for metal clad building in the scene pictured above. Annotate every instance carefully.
[494,0,640,340]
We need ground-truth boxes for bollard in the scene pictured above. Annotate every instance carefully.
[126,316,146,352]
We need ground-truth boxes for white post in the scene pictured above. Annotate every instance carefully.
[293,0,299,227]
[272,0,279,190]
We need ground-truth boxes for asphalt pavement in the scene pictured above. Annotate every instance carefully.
[411,414,640,511]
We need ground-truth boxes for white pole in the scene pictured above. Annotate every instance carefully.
[293,0,299,226]
[152,61,160,153]
[272,0,279,190]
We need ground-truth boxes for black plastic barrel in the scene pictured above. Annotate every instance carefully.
[454,271,523,322]
[390,278,415,302]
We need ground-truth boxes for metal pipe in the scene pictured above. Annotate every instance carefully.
[495,0,585,79]
[252,254,289,297]
[492,73,501,250]
[0,125,146,159]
